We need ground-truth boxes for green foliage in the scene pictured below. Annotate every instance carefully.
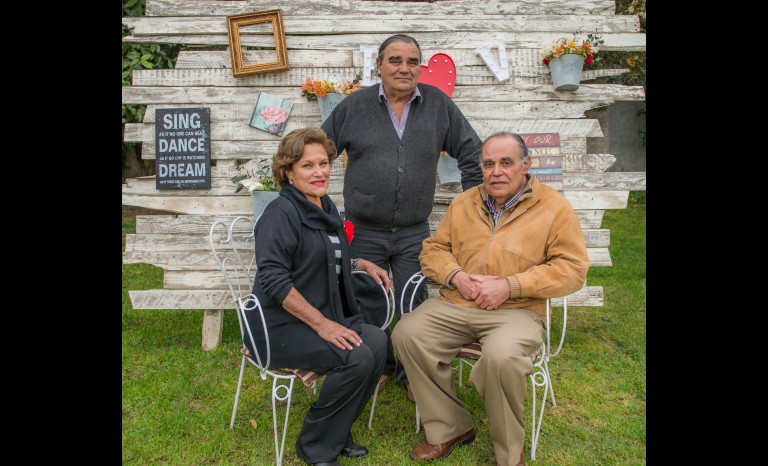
[122,0,182,177]
[597,0,646,89]
[122,193,647,464]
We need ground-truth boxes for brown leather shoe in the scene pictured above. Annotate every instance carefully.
[496,453,525,466]
[410,428,475,461]
[377,375,388,393]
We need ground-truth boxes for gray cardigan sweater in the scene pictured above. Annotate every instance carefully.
[321,83,483,230]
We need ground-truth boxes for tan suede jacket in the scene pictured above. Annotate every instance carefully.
[419,175,589,317]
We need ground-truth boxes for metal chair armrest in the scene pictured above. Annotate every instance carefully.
[353,270,395,330]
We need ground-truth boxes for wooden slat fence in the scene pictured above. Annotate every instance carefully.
[122,0,646,349]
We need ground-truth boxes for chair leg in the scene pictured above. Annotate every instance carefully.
[529,367,549,461]
[368,383,380,429]
[458,360,464,387]
[543,358,557,407]
[415,405,421,434]
[271,376,296,466]
[230,355,247,429]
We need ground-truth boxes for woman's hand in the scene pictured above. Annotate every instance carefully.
[316,319,362,350]
[358,259,392,293]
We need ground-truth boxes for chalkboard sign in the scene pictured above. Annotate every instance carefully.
[155,108,211,190]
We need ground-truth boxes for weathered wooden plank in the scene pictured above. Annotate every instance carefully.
[565,172,645,191]
[128,125,587,158]
[164,221,606,287]
[125,243,609,269]
[123,118,606,143]
[174,49,532,70]
[123,15,640,36]
[126,228,609,256]
[567,190,628,209]
[469,119,604,138]
[135,214,254,234]
[125,159,627,200]
[132,66,630,87]
[145,0,618,17]
[164,270,243,289]
[122,84,646,106]
[140,135,592,159]
[562,154,615,173]
[122,32,646,52]
[122,163,632,202]
[137,101,611,128]
[123,186,625,214]
[576,210,605,229]
[134,209,605,234]
[128,284,604,310]
[202,310,224,350]
[174,49,631,80]
[138,138,612,168]
[129,289,232,309]
[135,212,605,234]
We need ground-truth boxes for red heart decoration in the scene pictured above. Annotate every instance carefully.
[419,53,456,97]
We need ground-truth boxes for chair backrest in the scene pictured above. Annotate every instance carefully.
[209,216,273,370]
[400,271,429,318]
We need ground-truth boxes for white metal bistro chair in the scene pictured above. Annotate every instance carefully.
[209,216,394,465]
[399,271,569,460]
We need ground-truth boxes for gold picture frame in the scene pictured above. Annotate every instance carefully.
[226,9,289,78]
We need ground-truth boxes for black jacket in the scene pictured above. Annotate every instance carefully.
[248,185,364,368]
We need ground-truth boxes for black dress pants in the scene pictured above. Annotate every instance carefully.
[294,323,387,463]
[348,222,430,386]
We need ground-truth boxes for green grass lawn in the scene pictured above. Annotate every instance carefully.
[122,192,646,465]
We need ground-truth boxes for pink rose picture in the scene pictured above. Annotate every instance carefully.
[260,106,289,125]
[249,92,294,136]
[260,106,289,135]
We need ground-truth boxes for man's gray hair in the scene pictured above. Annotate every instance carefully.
[483,132,529,160]
[377,34,422,62]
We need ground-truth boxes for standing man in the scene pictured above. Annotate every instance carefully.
[321,34,484,397]
[392,132,589,465]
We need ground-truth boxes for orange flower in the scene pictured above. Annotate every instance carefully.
[541,33,603,66]
[300,75,363,101]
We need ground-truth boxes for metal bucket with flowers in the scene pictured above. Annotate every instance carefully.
[541,33,603,91]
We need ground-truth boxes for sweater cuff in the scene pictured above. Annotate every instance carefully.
[507,276,521,298]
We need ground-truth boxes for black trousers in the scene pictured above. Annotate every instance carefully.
[348,222,430,386]
[295,323,387,463]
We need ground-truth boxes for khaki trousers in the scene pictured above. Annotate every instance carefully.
[392,298,545,466]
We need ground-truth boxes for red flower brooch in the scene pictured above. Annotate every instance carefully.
[343,220,354,243]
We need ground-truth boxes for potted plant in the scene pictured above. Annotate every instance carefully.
[541,32,603,91]
[300,74,362,122]
[231,159,280,218]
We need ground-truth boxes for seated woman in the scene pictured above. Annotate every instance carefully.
[246,127,391,466]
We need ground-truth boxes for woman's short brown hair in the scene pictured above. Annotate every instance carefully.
[272,127,338,188]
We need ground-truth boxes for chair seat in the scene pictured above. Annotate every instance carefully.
[240,347,324,388]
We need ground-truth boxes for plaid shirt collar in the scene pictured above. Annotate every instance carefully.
[485,179,530,224]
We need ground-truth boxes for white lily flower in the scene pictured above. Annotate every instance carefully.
[240,178,265,192]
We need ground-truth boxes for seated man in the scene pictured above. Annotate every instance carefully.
[392,131,589,466]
